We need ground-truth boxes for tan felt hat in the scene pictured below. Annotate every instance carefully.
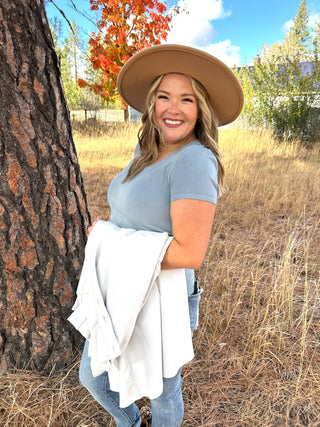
[117,44,244,126]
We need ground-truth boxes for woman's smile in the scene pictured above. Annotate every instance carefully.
[164,119,183,126]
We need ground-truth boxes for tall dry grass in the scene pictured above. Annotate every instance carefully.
[0,123,319,426]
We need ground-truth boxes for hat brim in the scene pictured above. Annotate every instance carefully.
[117,44,244,126]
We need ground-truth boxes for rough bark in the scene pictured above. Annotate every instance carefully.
[0,0,90,372]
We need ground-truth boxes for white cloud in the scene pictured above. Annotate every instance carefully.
[309,13,320,30]
[283,13,320,37]
[166,0,240,66]
[177,0,230,21]
[203,40,241,67]
[167,15,217,47]
[282,19,293,36]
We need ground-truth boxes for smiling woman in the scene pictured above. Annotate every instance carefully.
[72,44,244,427]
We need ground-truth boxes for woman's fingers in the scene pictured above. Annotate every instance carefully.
[87,217,101,237]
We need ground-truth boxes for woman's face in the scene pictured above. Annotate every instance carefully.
[154,73,199,148]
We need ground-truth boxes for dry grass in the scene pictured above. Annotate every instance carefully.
[73,122,139,220]
[1,123,319,426]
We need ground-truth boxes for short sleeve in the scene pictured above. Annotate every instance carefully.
[170,145,219,204]
[134,143,140,157]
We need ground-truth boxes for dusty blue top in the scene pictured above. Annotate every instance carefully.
[108,140,219,294]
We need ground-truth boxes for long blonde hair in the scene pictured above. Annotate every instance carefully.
[123,74,225,188]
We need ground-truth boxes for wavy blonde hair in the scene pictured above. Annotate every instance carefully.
[123,73,225,189]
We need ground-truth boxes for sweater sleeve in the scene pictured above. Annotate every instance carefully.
[169,144,219,204]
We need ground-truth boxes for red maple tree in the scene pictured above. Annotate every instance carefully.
[79,0,175,109]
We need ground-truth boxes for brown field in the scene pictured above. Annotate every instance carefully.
[1,123,320,426]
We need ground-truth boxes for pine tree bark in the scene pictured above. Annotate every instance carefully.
[0,0,91,372]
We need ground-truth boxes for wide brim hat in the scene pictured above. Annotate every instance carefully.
[117,44,244,126]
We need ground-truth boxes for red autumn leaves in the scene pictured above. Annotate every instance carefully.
[79,0,172,104]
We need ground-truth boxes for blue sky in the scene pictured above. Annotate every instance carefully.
[45,0,320,66]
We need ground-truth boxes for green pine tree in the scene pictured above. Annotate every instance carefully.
[50,19,85,109]
[285,0,310,59]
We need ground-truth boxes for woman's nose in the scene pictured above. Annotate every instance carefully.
[168,100,179,113]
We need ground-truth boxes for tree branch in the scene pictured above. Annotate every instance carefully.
[47,0,74,35]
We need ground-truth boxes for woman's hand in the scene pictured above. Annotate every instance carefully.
[87,217,101,238]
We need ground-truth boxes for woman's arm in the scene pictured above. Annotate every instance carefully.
[161,199,216,270]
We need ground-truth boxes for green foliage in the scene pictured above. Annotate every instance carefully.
[238,0,320,143]
[288,0,310,57]
[50,18,114,111]
[50,18,108,111]
[50,19,83,109]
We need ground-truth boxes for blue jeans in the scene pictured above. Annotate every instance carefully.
[79,284,202,426]
[79,341,184,427]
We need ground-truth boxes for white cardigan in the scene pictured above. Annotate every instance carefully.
[68,220,194,407]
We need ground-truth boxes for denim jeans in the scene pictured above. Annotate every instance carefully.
[79,341,183,427]
[79,284,203,426]
[188,284,203,331]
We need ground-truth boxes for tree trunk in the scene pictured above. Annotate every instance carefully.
[0,0,91,372]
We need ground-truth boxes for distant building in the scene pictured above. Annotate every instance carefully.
[235,61,318,79]
[235,61,320,106]
[129,107,141,123]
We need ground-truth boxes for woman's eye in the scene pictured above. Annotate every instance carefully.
[157,95,168,100]
[182,98,193,103]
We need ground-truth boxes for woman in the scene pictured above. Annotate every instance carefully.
[79,44,243,427]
